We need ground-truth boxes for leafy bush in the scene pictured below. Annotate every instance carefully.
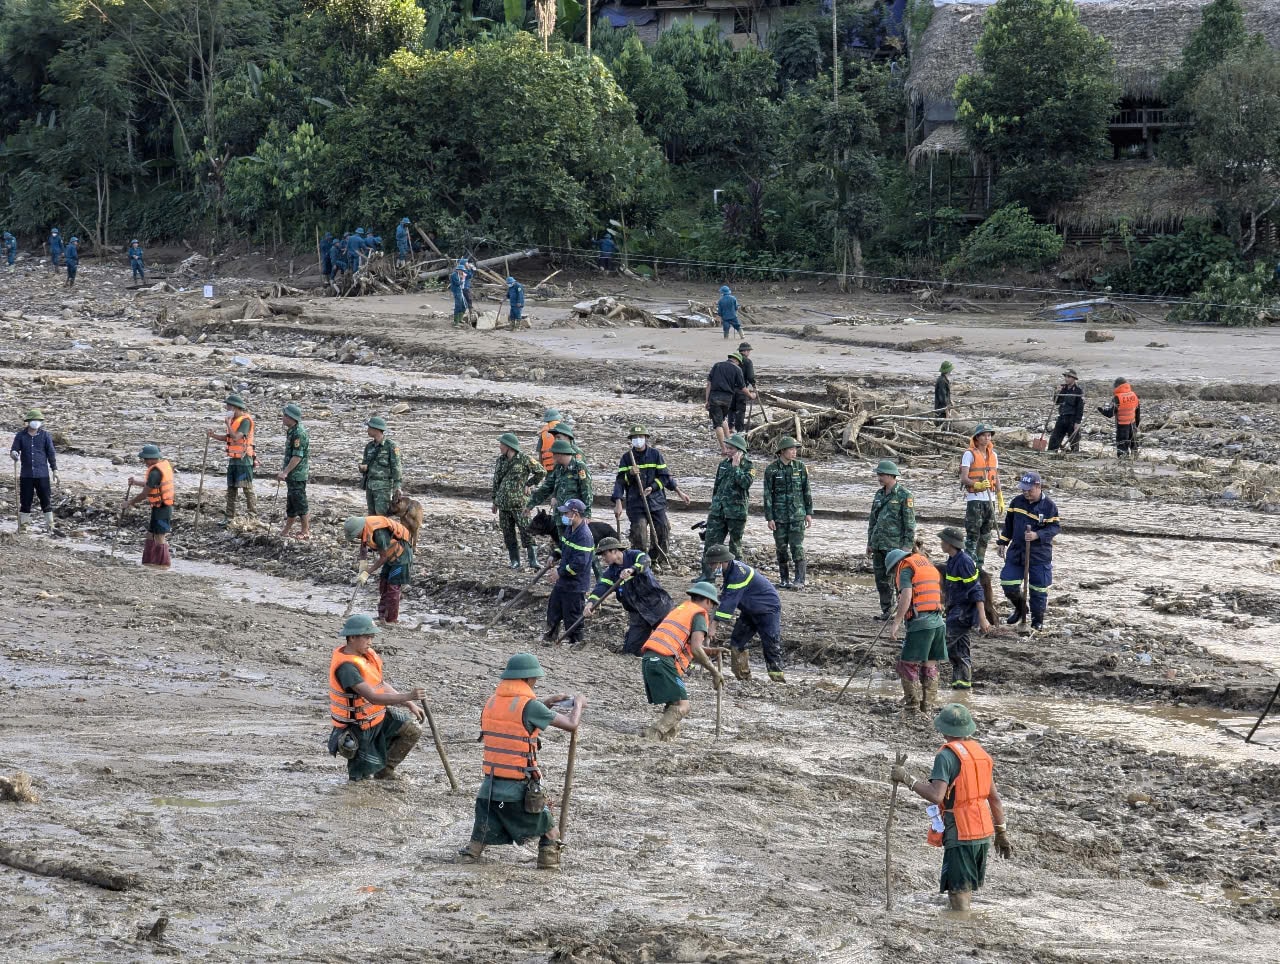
[1170,262,1280,326]
[1104,221,1238,296]
[945,203,1063,278]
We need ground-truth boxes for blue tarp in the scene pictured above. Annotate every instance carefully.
[600,7,657,26]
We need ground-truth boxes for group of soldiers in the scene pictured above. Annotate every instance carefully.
[0,229,149,286]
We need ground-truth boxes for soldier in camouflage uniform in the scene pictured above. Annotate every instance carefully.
[762,435,813,590]
[492,432,546,569]
[866,459,916,619]
[278,403,310,540]
[525,437,593,542]
[699,433,755,580]
[360,416,402,515]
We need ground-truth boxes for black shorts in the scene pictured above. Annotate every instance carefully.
[708,400,732,428]
[149,505,172,534]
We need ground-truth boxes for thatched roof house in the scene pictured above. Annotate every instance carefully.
[1048,162,1215,234]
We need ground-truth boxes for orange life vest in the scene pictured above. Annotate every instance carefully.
[964,441,999,493]
[939,738,995,843]
[361,516,411,563]
[480,679,541,780]
[1113,383,1139,426]
[146,459,175,507]
[641,600,703,675]
[894,552,943,618]
[226,411,256,460]
[538,420,560,471]
[328,646,387,730]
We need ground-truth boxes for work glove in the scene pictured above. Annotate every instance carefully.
[712,671,725,690]
[8,451,18,462]
[52,473,60,485]
[356,571,370,586]
[890,765,912,786]
[994,826,1014,859]
[971,480,990,492]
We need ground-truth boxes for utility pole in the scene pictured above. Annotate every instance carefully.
[832,0,839,105]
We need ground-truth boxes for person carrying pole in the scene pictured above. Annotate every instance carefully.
[959,425,1000,570]
[343,514,414,625]
[996,471,1060,633]
[585,536,674,655]
[885,546,946,715]
[611,424,688,564]
[639,582,724,741]
[123,444,174,568]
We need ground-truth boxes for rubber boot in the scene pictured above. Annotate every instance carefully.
[18,512,30,533]
[793,559,806,590]
[731,648,752,681]
[767,665,786,683]
[900,677,921,714]
[222,490,237,526]
[527,546,539,569]
[508,550,521,570]
[243,487,258,520]
[921,674,939,714]
[375,720,422,779]
[543,623,559,644]
[457,840,486,863]
[42,511,54,533]
[777,556,791,589]
[644,703,683,740]
[947,891,973,912]
[1005,591,1027,625]
[536,842,562,871]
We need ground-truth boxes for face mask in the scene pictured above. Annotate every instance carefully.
[630,438,645,449]
[560,514,571,526]
[225,410,235,419]
[27,421,42,430]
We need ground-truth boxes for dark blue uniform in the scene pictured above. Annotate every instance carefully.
[589,549,674,655]
[998,493,1061,628]
[715,561,784,672]
[943,549,985,688]
[610,444,678,560]
[547,519,594,644]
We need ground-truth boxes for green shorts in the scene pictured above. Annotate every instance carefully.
[286,480,308,518]
[345,706,412,782]
[900,623,947,663]
[940,841,989,893]
[641,654,688,705]
[470,796,554,846]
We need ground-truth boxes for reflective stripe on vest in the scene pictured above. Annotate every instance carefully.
[538,422,559,471]
[895,552,942,616]
[480,679,541,780]
[147,460,175,507]
[715,564,754,619]
[361,516,411,563]
[641,600,701,675]
[226,412,256,460]
[1114,385,1139,426]
[965,442,998,491]
[328,647,387,730]
[943,739,995,841]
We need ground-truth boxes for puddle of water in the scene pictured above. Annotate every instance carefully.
[150,796,242,808]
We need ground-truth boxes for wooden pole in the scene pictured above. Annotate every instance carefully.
[108,481,133,558]
[835,619,894,703]
[420,695,458,791]
[193,436,211,533]
[558,726,580,843]
[485,557,556,629]
[627,447,669,567]
[1244,680,1280,744]
[886,750,907,911]
[715,649,724,739]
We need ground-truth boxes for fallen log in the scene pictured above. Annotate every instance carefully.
[418,249,540,282]
[0,842,141,891]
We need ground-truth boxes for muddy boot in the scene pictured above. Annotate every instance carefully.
[921,675,939,714]
[376,720,422,779]
[42,511,55,533]
[644,703,683,740]
[508,550,521,569]
[777,556,790,589]
[793,560,806,591]
[243,487,258,520]
[900,677,921,714]
[1004,591,1027,625]
[536,842,563,871]
[17,512,30,533]
[526,546,539,569]
[947,891,972,912]
[221,490,237,526]
[543,623,559,644]
[767,666,786,683]
[457,840,486,863]
[731,648,752,681]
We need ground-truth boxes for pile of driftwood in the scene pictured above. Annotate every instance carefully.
[747,381,968,459]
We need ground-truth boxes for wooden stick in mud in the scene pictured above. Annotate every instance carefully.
[11,462,18,525]
[886,749,908,912]
[419,694,458,791]
[627,447,670,567]
[715,649,724,739]
[108,481,133,558]
[835,618,895,703]
[558,725,580,844]
[193,435,211,533]
[485,557,556,630]
[1244,680,1280,744]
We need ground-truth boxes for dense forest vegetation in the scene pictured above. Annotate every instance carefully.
[0,0,1276,319]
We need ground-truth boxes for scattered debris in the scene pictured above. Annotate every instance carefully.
[1085,329,1116,343]
[0,771,38,803]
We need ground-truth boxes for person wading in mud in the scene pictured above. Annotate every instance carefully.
[886,547,946,715]
[459,652,586,870]
[938,527,989,689]
[892,703,1013,911]
[639,582,724,741]
[327,614,425,782]
[123,444,174,568]
[343,514,414,625]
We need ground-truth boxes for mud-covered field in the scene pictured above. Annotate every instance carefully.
[2,256,1279,962]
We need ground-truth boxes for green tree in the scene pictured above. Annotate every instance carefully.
[1163,0,1248,109]
[1170,262,1279,326]
[945,203,1063,278]
[955,0,1118,214]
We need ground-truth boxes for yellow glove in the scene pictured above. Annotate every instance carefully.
[356,571,370,586]
[971,480,991,492]
[996,490,1007,515]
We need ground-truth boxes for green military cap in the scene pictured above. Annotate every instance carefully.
[498,432,522,451]
[23,408,44,422]
[940,361,954,374]
[595,536,627,553]
[366,416,388,431]
[725,433,748,453]
[775,435,798,453]
[934,702,977,737]
[738,342,752,352]
[728,352,743,363]
[884,548,909,569]
[687,581,721,605]
[340,613,379,637]
[627,424,648,437]
[704,544,734,564]
[938,527,965,550]
[972,424,995,437]
[542,408,561,421]
[549,438,577,455]
[343,516,365,540]
[875,459,899,476]
[139,443,162,460]
[501,652,545,680]
[283,403,303,422]
[551,424,576,439]
[224,394,248,410]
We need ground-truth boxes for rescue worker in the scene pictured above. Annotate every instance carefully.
[64,236,79,287]
[277,403,310,540]
[534,408,561,471]
[46,228,63,269]
[329,234,349,288]
[492,432,546,569]
[934,361,953,427]
[639,582,724,741]
[127,240,145,283]
[4,231,18,266]
[1048,369,1084,453]
[327,614,425,782]
[586,537,674,655]
[890,703,1014,911]
[705,544,785,682]
[610,424,689,562]
[506,276,525,330]
[544,499,593,646]
[550,420,586,465]
[866,460,916,620]
[124,444,174,567]
[525,438,592,543]
[461,256,477,315]
[1098,377,1141,458]
[997,471,1061,632]
[320,231,335,283]
[959,425,1000,568]
[595,233,616,271]
[886,546,946,714]
[206,394,256,524]
[705,352,748,453]
[716,285,742,340]
[699,433,754,580]
[343,514,414,624]
[11,408,59,533]
[938,527,989,689]
[346,228,364,273]
[449,260,468,328]
[360,416,402,516]
[731,341,758,432]
[459,652,586,870]
[395,218,411,266]
[763,435,812,590]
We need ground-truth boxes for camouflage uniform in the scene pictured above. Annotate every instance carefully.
[492,449,545,563]
[362,436,402,515]
[867,482,916,616]
[700,452,755,579]
[526,456,593,541]
[762,454,812,587]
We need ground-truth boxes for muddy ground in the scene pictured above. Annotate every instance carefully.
[2,255,1279,963]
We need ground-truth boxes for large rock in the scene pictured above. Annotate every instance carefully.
[1084,329,1115,343]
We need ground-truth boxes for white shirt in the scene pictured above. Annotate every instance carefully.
[961,449,998,503]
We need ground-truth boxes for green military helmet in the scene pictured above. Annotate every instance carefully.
[940,361,954,374]
[884,548,909,569]
[934,702,977,737]
[343,516,366,540]
[549,438,576,455]
[704,544,734,564]
[283,403,303,422]
[627,424,648,438]
[139,443,162,460]
[775,435,798,454]
[542,408,561,422]
[728,352,743,363]
[340,613,379,637]
[225,393,248,410]
[725,433,748,453]
[498,432,522,451]
[738,342,752,352]
[595,536,627,553]
[551,424,576,440]
[366,416,388,431]
[23,408,44,422]
[687,581,721,605]
[972,423,995,438]
[938,527,966,550]
[501,652,545,680]
[875,459,899,477]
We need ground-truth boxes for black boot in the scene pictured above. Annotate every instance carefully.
[793,559,806,590]
[1005,592,1028,625]
[777,556,791,589]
